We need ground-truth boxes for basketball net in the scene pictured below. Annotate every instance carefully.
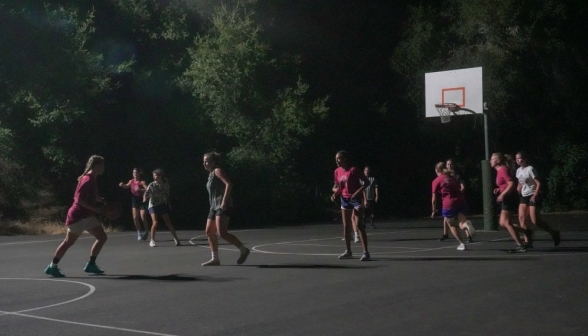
[434,103,459,123]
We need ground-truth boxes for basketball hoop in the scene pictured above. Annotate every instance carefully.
[435,103,460,123]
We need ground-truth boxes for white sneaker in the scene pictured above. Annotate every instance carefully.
[465,220,476,237]
[354,235,360,243]
[457,243,466,251]
[137,233,143,241]
[149,240,157,247]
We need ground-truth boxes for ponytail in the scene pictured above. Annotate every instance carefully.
[78,155,104,181]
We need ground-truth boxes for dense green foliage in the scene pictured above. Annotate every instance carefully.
[0,0,586,229]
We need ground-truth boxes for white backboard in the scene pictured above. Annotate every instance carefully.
[425,67,483,118]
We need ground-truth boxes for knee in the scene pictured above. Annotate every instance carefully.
[205,227,216,236]
[218,231,230,239]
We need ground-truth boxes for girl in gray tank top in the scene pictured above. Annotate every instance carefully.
[201,152,249,266]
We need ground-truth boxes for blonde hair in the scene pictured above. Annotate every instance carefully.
[492,152,516,175]
[435,161,451,175]
[78,155,104,181]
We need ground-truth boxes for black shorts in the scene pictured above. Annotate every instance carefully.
[520,195,542,207]
[131,196,148,210]
[207,207,233,220]
[364,200,376,217]
[497,192,518,212]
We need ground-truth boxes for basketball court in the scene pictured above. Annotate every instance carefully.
[1,213,587,335]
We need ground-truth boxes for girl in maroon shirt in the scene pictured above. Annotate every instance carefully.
[45,155,108,277]
[491,152,528,253]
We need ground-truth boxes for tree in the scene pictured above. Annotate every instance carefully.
[179,2,328,221]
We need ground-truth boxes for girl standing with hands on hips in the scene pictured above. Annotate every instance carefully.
[119,168,150,241]
[331,150,371,261]
[143,169,180,247]
[45,155,108,277]
[201,152,250,266]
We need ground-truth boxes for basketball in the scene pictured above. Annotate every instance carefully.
[103,202,122,220]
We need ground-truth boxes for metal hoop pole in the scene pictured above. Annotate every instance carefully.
[483,109,489,160]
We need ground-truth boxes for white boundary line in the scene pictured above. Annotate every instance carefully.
[0,278,180,336]
[0,233,137,247]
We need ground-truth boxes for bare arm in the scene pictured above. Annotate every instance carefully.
[431,193,437,218]
[77,198,103,214]
[498,180,515,201]
[375,185,379,202]
[531,178,542,201]
[215,168,232,209]
[119,179,133,189]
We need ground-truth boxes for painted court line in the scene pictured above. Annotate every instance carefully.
[0,278,180,336]
[0,311,180,336]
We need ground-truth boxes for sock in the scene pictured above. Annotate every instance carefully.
[211,252,218,260]
[51,257,61,267]
[354,231,359,237]
[239,245,248,253]
[89,256,97,265]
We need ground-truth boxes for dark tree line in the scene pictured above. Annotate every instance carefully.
[1,0,587,230]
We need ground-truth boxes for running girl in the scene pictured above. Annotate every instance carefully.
[438,159,474,243]
[491,152,528,252]
[143,169,180,247]
[201,152,250,266]
[331,150,371,261]
[431,162,475,250]
[515,151,560,247]
[119,168,150,241]
[45,155,108,277]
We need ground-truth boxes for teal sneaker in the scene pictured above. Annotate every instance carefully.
[83,263,105,274]
[45,265,65,278]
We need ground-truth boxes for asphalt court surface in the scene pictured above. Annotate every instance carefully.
[1,212,588,335]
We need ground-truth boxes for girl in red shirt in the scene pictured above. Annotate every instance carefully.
[119,168,150,241]
[331,151,371,261]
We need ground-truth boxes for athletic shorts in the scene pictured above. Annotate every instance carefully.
[207,207,233,220]
[340,197,363,210]
[131,196,148,210]
[442,205,467,219]
[520,195,542,207]
[364,200,376,217]
[67,216,102,235]
[497,192,518,212]
[149,204,170,215]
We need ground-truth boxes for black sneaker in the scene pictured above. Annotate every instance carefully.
[438,234,448,241]
[553,231,561,246]
[509,245,527,253]
[526,229,534,246]
[523,242,533,249]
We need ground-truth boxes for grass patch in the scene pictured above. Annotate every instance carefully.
[0,218,120,236]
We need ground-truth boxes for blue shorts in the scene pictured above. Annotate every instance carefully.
[148,204,169,215]
[340,197,363,210]
[442,205,467,218]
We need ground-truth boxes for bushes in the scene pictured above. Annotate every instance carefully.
[544,141,588,212]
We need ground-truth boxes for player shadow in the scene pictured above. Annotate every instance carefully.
[383,238,446,242]
[249,264,374,269]
[375,256,539,261]
[69,274,244,282]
